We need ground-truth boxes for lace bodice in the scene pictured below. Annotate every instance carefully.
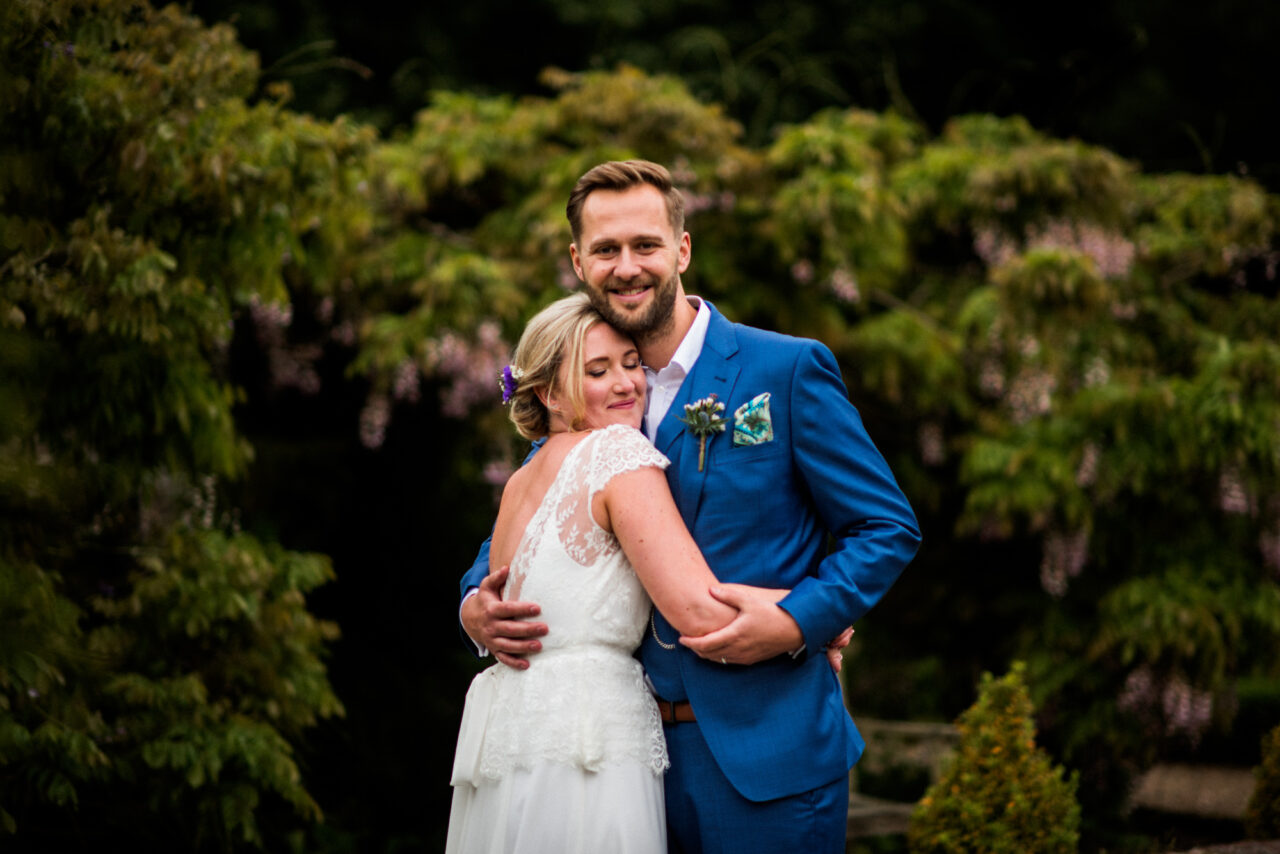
[451,425,671,785]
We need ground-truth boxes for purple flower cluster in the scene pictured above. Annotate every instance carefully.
[359,394,390,449]
[248,294,321,394]
[431,321,509,418]
[392,360,421,403]
[828,268,860,304]
[500,365,520,404]
[1118,666,1214,745]
[918,422,944,466]
[973,220,1136,280]
[1039,529,1089,597]
[1218,468,1254,516]
[1075,443,1100,487]
[1006,367,1056,424]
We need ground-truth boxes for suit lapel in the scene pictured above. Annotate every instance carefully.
[656,304,741,531]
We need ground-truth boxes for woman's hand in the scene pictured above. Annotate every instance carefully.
[677,583,801,665]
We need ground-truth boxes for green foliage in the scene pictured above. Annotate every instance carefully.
[908,664,1080,854]
[1245,723,1280,839]
[2,0,346,847]
[5,0,1280,846]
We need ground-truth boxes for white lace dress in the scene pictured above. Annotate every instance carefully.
[447,425,671,854]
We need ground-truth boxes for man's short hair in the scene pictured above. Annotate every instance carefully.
[566,160,686,245]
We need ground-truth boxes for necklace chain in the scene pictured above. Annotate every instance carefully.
[649,610,675,650]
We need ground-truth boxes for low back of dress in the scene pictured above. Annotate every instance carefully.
[505,424,664,653]
[456,425,671,783]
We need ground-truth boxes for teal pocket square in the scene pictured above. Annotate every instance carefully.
[733,392,774,446]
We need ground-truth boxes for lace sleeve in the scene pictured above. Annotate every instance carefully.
[584,425,670,502]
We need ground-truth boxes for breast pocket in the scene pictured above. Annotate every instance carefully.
[710,434,786,466]
[704,436,790,505]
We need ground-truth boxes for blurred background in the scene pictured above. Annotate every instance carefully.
[2,0,1278,851]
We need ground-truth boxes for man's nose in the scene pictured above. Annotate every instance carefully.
[614,247,641,278]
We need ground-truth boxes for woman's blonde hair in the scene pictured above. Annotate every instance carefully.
[507,293,606,440]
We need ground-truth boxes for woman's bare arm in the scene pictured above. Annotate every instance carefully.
[600,464,850,672]
[597,466,746,637]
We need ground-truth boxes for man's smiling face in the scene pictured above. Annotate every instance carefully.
[569,183,691,341]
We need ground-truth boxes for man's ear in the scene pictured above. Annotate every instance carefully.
[569,243,585,281]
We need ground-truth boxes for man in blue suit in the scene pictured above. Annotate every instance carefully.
[460,160,920,852]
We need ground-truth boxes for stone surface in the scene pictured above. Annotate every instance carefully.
[1171,842,1280,854]
[1131,763,1256,819]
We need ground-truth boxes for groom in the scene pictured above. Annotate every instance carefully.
[460,160,920,852]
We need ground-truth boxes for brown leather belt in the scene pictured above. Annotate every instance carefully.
[656,698,696,724]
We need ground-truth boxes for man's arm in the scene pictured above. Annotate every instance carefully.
[777,340,921,655]
[681,341,919,663]
[457,441,548,667]
[460,564,545,670]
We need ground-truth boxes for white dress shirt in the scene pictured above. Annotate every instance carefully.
[644,297,710,442]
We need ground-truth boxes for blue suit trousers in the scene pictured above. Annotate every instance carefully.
[663,721,848,854]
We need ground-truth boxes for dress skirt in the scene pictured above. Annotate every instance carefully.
[446,760,666,854]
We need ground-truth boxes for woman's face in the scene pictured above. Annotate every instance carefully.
[557,322,645,431]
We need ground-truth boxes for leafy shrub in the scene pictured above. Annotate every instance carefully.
[908,663,1080,853]
[1245,722,1280,839]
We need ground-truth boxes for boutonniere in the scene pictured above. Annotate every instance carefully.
[678,394,727,472]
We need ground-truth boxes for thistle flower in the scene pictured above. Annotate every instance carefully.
[678,394,727,472]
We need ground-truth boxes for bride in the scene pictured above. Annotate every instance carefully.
[446,293,788,853]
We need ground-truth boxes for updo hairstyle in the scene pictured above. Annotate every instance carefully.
[507,293,606,440]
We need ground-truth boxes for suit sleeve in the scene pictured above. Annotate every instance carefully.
[776,341,921,658]
[456,440,543,655]
[459,538,492,601]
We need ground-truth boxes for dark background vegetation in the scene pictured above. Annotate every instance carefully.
[193,0,1280,188]
[193,0,1280,849]
[5,1,1279,851]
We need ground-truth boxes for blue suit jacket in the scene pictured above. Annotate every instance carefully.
[460,302,920,802]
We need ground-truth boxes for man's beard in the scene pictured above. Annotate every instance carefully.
[585,271,678,343]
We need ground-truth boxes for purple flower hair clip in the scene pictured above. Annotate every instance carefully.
[500,364,525,404]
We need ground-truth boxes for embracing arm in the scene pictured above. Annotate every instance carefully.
[601,466,743,637]
[457,442,547,667]
[777,341,922,657]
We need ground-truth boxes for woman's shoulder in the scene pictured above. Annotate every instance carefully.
[597,423,647,441]
[587,425,669,482]
[593,424,661,454]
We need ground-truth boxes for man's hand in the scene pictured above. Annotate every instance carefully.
[824,625,854,674]
[460,565,547,670]
[678,583,803,666]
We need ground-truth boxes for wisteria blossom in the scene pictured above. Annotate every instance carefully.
[1075,443,1100,488]
[359,394,391,450]
[392,360,421,403]
[248,294,322,394]
[1039,528,1089,597]
[828,268,860,303]
[1218,467,1254,516]
[1117,666,1215,745]
[429,321,510,419]
[974,219,1136,280]
[1006,368,1056,423]
[918,422,945,466]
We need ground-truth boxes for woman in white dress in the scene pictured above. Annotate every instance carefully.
[446,293,762,853]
